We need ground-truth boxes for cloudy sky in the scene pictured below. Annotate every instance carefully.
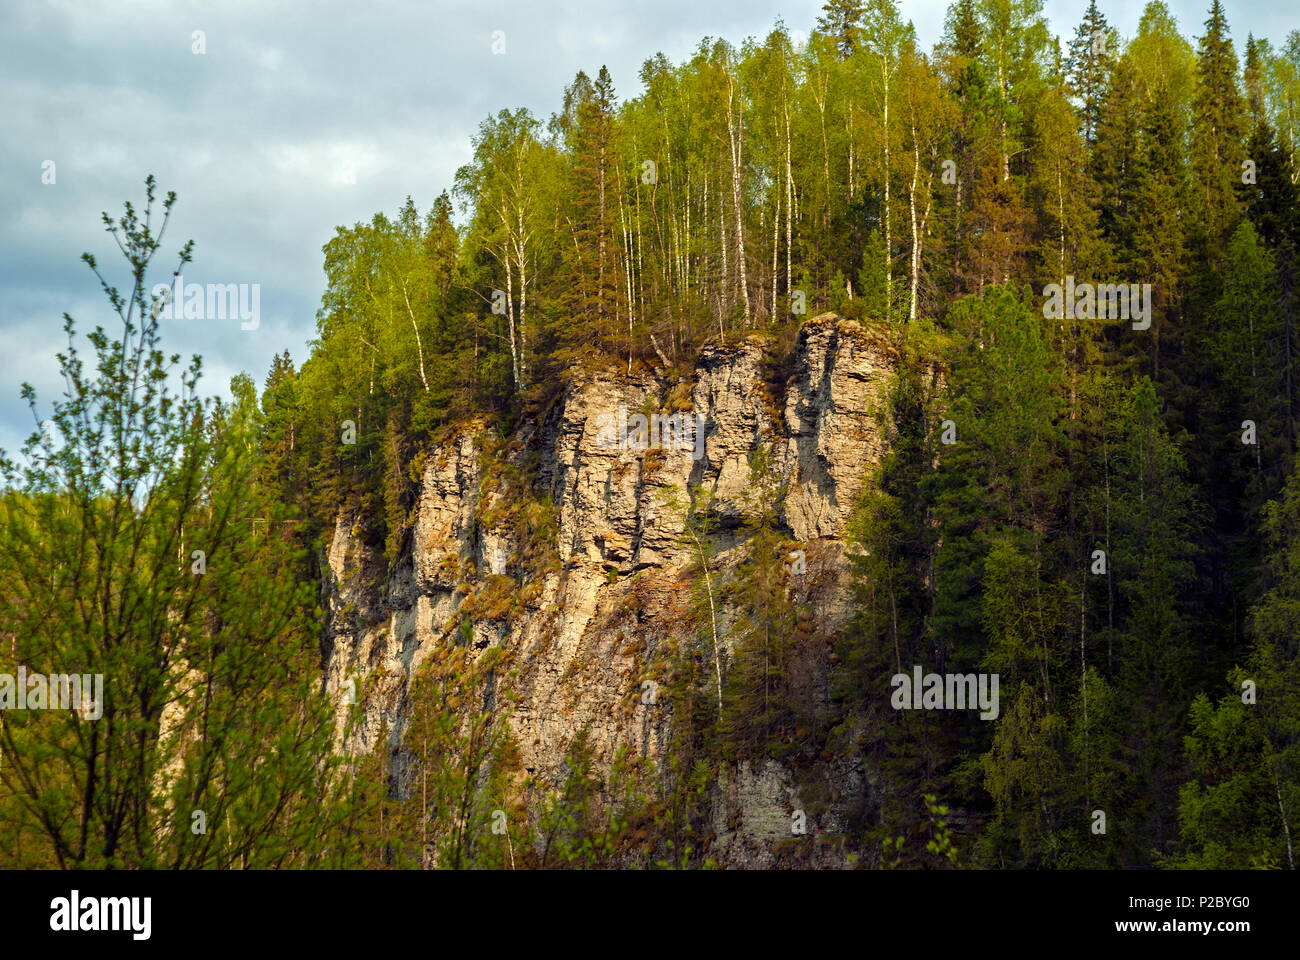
[1,0,1296,456]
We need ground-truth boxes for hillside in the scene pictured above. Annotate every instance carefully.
[3,0,1299,871]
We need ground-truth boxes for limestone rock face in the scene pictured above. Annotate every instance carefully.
[321,314,899,866]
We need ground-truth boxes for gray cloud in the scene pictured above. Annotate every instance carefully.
[2,0,1296,456]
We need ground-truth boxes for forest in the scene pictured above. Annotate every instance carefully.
[1,0,1298,869]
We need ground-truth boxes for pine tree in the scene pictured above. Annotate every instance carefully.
[1065,0,1115,144]
[1168,690,1281,867]
[1246,451,1300,868]
[720,447,798,759]
[1089,56,1144,277]
[1241,106,1300,454]
[1191,0,1247,261]
[559,67,625,349]
[1106,378,1201,861]
[1214,221,1285,509]
[817,0,866,59]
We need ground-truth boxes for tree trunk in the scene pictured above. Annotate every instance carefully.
[771,186,780,321]
[785,100,794,306]
[399,279,430,391]
[619,187,635,371]
[882,52,892,322]
[502,240,521,391]
[726,71,751,324]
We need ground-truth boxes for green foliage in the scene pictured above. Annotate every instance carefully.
[9,0,1300,870]
[0,179,348,868]
[535,728,656,868]
[719,446,800,760]
[1167,690,1283,868]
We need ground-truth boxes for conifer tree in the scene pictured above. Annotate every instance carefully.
[1065,0,1115,144]
[1191,0,1247,261]
[818,0,866,59]
[720,447,798,759]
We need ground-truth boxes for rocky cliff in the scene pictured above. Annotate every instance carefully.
[320,313,902,866]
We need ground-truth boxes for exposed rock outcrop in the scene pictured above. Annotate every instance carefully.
[320,313,900,865]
